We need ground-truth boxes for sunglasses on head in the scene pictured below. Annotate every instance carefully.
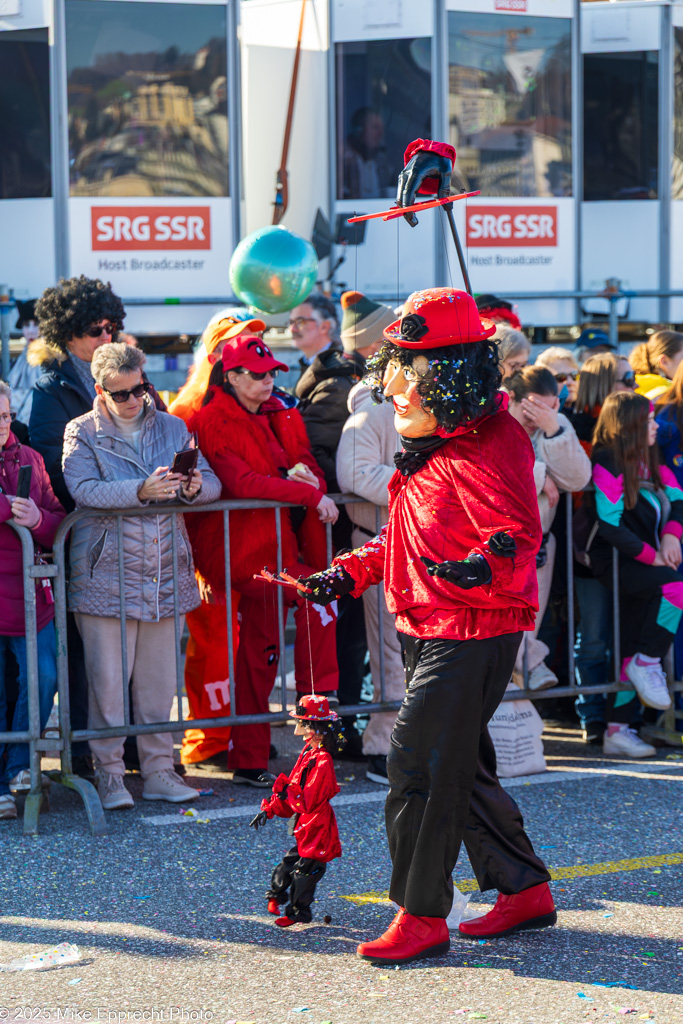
[553,371,579,383]
[86,323,116,339]
[617,371,636,388]
[102,381,151,403]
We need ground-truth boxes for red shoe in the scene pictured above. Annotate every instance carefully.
[459,883,556,940]
[267,899,280,915]
[357,909,449,963]
[275,915,298,927]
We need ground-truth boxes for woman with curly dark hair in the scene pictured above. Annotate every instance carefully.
[29,275,125,510]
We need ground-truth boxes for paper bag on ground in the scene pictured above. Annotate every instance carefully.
[488,686,546,778]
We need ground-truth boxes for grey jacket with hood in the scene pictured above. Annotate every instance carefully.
[63,396,221,620]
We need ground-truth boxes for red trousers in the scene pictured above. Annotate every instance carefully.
[180,599,239,764]
[229,565,338,771]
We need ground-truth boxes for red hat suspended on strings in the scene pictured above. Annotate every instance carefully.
[384,287,496,350]
[289,694,339,722]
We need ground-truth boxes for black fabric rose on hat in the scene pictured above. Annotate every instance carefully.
[399,313,428,341]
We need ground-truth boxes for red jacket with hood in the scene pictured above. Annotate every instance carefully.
[187,386,328,592]
[334,401,541,640]
[0,432,66,635]
[261,743,341,862]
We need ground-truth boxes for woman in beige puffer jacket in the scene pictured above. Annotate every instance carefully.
[62,343,220,811]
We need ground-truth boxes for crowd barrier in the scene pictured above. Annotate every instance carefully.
[10,494,683,835]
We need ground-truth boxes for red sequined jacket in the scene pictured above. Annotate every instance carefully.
[261,743,341,862]
[333,405,542,641]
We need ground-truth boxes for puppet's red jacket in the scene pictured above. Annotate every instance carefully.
[334,401,542,641]
[261,744,341,862]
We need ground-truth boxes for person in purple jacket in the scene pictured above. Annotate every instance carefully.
[0,380,65,820]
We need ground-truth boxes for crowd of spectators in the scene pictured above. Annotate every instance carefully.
[2,276,683,820]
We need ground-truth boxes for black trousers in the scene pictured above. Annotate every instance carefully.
[267,844,327,923]
[386,632,551,919]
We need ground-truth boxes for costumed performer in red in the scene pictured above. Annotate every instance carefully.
[249,694,343,926]
[298,285,555,963]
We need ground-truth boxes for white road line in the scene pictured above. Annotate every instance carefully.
[141,762,680,827]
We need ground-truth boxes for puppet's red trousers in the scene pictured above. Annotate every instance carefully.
[228,567,339,771]
[180,598,239,764]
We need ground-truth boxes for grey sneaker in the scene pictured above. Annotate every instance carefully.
[603,727,656,759]
[0,794,17,820]
[95,768,134,810]
[142,770,199,803]
[8,769,51,792]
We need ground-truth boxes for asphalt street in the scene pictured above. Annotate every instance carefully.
[1,725,683,1024]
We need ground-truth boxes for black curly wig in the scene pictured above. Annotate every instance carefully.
[303,719,347,756]
[365,337,502,433]
[35,275,125,352]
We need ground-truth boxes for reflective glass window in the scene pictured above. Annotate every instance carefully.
[65,0,229,197]
[336,38,431,201]
[583,52,658,201]
[0,30,51,199]
[447,12,572,198]
[673,30,683,199]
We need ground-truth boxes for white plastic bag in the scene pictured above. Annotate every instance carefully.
[0,942,80,972]
[488,687,546,778]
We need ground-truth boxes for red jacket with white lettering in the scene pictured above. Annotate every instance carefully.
[261,743,341,862]
[333,401,541,641]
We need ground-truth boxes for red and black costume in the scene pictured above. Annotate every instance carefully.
[255,695,342,924]
[301,281,554,961]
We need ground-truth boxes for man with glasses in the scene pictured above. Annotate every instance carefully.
[291,291,368,751]
[28,275,125,780]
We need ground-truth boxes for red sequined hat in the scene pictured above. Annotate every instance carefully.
[384,288,495,350]
[289,694,339,722]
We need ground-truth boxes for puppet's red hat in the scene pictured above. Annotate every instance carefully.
[384,288,495,350]
[289,694,338,722]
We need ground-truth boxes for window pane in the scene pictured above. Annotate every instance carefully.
[0,30,51,199]
[336,38,431,201]
[673,30,683,199]
[447,12,572,198]
[583,52,658,201]
[66,0,229,197]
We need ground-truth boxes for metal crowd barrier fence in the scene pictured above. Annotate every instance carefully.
[12,492,683,836]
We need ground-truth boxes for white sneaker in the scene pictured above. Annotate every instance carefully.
[95,768,134,810]
[625,655,672,710]
[526,662,558,691]
[0,794,17,820]
[603,726,656,759]
[8,769,51,792]
[142,770,200,803]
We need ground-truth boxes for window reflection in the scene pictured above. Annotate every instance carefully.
[0,30,51,199]
[584,52,658,201]
[66,0,229,197]
[447,12,571,198]
[336,38,431,200]
[673,31,683,200]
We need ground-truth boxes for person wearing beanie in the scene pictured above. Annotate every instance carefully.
[169,310,265,770]
[299,285,553,964]
[337,291,403,784]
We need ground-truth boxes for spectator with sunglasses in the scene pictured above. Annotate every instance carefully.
[535,347,580,411]
[62,343,220,809]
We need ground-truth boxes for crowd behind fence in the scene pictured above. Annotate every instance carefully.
[9,492,683,836]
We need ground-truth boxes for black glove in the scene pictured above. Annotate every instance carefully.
[396,152,453,226]
[420,553,492,590]
[249,811,269,831]
[488,532,517,559]
[297,566,355,606]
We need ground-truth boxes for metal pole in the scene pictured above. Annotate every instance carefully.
[566,492,576,690]
[117,516,130,726]
[572,0,583,326]
[659,2,673,326]
[224,509,237,721]
[276,508,287,709]
[50,0,70,277]
[433,0,448,289]
[442,203,472,295]
[53,525,72,775]
[612,546,621,684]
[375,505,385,702]
[0,285,12,381]
[608,292,619,351]
[171,515,184,723]
[227,0,243,248]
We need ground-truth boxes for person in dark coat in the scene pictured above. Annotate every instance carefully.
[290,292,367,752]
[28,275,125,778]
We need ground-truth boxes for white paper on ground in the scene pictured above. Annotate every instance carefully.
[0,941,80,972]
[393,887,484,931]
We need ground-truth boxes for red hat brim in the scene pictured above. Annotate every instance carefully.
[222,346,289,374]
[288,708,339,722]
[383,315,496,349]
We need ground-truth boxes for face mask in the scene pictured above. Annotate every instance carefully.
[558,384,569,410]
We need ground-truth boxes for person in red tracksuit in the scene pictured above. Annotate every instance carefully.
[250,694,343,926]
[298,282,555,964]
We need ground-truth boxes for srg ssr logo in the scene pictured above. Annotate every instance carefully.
[91,207,211,250]
[466,207,557,247]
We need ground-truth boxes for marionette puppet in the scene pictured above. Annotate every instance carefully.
[249,694,343,928]
[291,140,555,965]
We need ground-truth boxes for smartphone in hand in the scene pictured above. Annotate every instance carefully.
[16,465,32,500]
[170,448,198,478]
